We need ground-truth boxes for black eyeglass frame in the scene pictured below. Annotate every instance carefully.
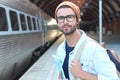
[56,14,76,23]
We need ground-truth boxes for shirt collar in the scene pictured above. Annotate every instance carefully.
[61,29,88,54]
[72,30,88,54]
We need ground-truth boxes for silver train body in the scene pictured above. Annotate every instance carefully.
[0,0,61,80]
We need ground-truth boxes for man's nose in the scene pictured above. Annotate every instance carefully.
[63,18,68,23]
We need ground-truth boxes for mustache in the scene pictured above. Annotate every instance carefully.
[62,24,71,27]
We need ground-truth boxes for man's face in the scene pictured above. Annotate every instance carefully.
[56,8,78,35]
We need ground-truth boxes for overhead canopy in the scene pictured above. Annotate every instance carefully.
[29,0,120,22]
[29,0,120,34]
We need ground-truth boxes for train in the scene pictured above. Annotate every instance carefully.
[0,0,61,80]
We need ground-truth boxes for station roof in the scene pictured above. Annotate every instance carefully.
[29,0,120,25]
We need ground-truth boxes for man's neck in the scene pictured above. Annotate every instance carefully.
[65,29,81,47]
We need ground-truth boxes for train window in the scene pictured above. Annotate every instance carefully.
[20,14,27,31]
[0,7,8,31]
[9,10,19,31]
[27,16,32,30]
[37,19,40,30]
[32,18,36,30]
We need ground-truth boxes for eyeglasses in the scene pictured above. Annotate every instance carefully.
[56,15,76,23]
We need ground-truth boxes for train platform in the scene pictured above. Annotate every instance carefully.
[19,35,64,80]
[19,33,120,80]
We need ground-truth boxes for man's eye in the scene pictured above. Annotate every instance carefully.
[59,16,64,19]
[68,16,72,18]
[67,15,73,18]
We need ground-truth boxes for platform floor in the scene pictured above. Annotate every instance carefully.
[19,33,120,80]
[19,35,64,80]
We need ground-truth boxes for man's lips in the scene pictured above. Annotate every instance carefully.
[62,25,70,29]
[62,26,69,30]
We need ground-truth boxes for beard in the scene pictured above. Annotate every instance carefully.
[58,24,77,35]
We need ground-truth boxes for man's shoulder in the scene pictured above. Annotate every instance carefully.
[84,39,104,53]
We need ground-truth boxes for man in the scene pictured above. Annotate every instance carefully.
[55,1,119,80]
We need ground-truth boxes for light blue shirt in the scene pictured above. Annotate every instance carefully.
[56,30,119,80]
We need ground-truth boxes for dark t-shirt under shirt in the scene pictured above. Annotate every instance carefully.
[63,42,74,79]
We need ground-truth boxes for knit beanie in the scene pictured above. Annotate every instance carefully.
[55,1,80,22]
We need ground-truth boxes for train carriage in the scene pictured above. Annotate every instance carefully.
[0,0,61,80]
